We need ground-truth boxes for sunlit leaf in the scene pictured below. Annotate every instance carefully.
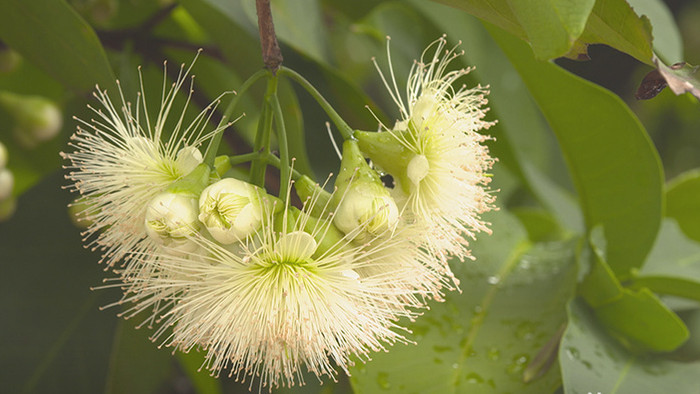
[350,211,578,393]
[488,23,663,278]
[627,0,684,63]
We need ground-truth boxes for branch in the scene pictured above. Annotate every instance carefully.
[255,0,283,73]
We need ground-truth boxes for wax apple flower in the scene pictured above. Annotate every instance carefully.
[356,36,496,262]
[332,140,399,241]
[198,177,279,244]
[126,178,434,391]
[145,192,200,252]
[61,58,226,270]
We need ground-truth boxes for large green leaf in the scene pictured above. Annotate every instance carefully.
[0,174,118,393]
[350,211,578,393]
[0,0,116,93]
[432,0,653,63]
[488,23,663,278]
[560,299,700,394]
[667,170,700,243]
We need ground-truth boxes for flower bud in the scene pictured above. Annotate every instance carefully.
[332,140,398,241]
[294,175,332,218]
[198,178,278,244]
[0,91,62,148]
[145,192,200,252]
[0,168,14,200]
[0,140,7,169]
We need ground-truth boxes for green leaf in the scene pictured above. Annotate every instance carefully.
[506,0,596,60]
[350,211,578,393]
[627,0,684,63]
[488,23,663,278]
[0,174,118,392]
[581,226,689,352]
[104,320,174,394]
[574,0,654,64]
[431,0,653,63]
[560,299,700,394]
[177,352,224,394]
[628,219,700,302]
[667,170,700,242]
[0,0,116,93]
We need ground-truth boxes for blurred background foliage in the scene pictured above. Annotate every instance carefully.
[0,0,699,393]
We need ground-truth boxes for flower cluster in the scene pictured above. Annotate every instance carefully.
[63,37,494,391]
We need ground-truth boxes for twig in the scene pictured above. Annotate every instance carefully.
[255,0,283,73]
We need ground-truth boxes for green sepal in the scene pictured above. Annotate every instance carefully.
[165,163,211,197]
[355,129,414,194]
[332,139,387,206]
[214,155,232,177]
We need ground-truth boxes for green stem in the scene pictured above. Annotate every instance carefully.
[267,154,302,180]
[204,69,268,167]
[229,151,265,166]
[269,93,291,199]
[249,74,278,187]
[278,66,353,140]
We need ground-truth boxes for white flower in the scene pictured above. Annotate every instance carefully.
[356,36,496,262]
[119,178,439,390]
[145,192,200,253]
[61,58,226,272]
[198,177,276,244]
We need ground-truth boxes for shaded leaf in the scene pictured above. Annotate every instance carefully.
[177,352,224,394]
[488,23,663,278]
[0,0,116,93]
[560,299,700,394]
[350,211,578,393]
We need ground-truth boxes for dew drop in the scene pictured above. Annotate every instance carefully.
[465,372,484,384]
[487,276,500,285]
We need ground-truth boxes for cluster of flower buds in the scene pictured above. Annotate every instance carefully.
[0,91,62,148]
[63,37,495,390]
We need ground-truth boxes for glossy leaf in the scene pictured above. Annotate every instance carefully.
[0,0,115,93]
[488,23,663,278]
[666,170,700,242]
[560,299,700,394]
[432,0,653,63]
[627,0,684,63]
[350,211,578,393]
[581,226,689,352]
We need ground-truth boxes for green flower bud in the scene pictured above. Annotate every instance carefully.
[0,168,13,200]
[198,178,279,244]
[0,91,62,148]
[332,140,398,240]
[294,175,332,218]
[355,129,417,196]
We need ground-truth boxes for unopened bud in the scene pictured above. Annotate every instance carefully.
[332,140,398,240]
[0,91,62,148]
[198,178,274,244]
[175,146,203,176]
[145,192,200,252]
